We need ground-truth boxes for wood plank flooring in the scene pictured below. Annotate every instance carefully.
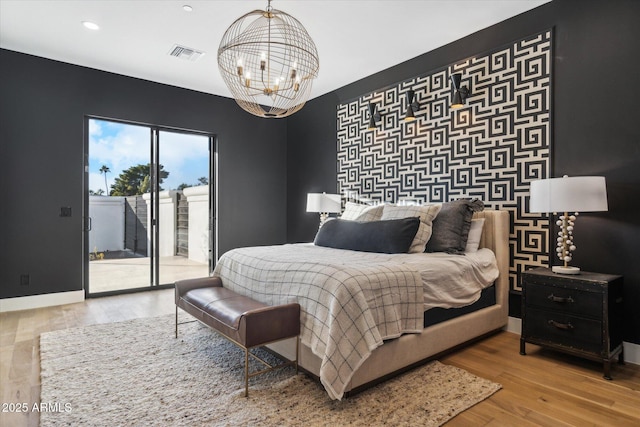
[441,333,640,426]
[1,289,639,426]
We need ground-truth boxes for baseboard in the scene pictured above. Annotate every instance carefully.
[506,316,522,335]
[0,290,85,313]
[506,316,639,366]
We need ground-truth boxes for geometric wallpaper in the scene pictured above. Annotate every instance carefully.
[337,30,552,291]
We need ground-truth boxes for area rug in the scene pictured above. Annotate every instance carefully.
[40,314,501,426]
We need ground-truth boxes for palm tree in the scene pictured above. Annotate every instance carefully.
[99,165,110,195]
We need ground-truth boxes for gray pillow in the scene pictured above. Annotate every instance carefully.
[314,217,420,254]
[425,199,484,254]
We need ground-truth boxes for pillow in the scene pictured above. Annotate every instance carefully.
[380,204,442,253]
[425,199,484,254]
[465,218,485,253]
[340,202,384,221]
[314,217,420,254]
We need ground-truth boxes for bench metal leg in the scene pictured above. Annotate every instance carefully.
[242,338,300,398]
[245,348,250,397]
[176,299,299,398]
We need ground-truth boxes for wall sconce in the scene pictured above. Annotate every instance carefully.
[450,73,470,109]
[367,102,381,130]
[404,89,419,122]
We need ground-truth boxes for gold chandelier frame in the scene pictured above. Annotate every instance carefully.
[217,1,320,118]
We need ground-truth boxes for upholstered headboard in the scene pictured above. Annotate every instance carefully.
[474,209,510,318]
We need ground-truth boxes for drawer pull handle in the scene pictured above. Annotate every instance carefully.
[547,293,574,303]
[548,319,574,330]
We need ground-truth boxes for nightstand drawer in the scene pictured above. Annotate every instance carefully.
[525,307,602,354]
[525,282,601,317]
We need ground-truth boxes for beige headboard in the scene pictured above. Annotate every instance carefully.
[474,209,510,317]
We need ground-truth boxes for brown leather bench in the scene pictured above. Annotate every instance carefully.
[174,276,300,397]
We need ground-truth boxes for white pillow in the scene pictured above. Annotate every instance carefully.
[381,204,442,253]
[465,218,485,252]
[341,202,384,221]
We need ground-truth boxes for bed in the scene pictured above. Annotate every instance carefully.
[211,207,510,400]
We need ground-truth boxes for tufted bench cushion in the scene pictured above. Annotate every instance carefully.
[174,276,300,396]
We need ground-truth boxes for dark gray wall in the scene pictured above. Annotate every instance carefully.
[2,0,639,346]
[0,49,287,299]
[286,0,640,344]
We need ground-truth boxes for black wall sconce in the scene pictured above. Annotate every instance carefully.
[450,73,470,109]
[404,89,419,122]
[367,102,381,130]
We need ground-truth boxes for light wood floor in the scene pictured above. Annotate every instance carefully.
[1,289,638,426]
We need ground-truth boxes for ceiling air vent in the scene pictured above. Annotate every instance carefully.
[168,44,205,61]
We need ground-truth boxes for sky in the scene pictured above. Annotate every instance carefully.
[88,118,210,194]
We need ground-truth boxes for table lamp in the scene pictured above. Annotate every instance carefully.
[306,193,341,228]
[529,175,608,274]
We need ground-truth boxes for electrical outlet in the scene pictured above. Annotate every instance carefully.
[20,274,30,286]
[60,206,72,217]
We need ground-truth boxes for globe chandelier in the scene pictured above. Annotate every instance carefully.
[217,0,320,118]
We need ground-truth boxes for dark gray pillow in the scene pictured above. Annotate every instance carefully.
[425,199,484,254]
[314,217,420,254]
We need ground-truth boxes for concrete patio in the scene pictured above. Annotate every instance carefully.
[89,256,209,293]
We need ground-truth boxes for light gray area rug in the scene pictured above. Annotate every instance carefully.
[40,314,501,426]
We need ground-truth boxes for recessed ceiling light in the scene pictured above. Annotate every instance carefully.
[82,21,100,30]
[183,5,193,12]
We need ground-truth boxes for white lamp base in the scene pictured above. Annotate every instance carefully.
[552,265,581,275]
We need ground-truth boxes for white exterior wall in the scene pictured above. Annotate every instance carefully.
[143,191,178,257]
[89,196,125,252]
[183,185,210,264]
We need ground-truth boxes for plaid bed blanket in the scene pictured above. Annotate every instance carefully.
[212,243,424,400]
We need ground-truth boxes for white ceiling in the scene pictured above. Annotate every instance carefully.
[0,0,550,100]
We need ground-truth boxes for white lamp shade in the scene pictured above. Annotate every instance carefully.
[529,176,608,213]
[306,193,341,213]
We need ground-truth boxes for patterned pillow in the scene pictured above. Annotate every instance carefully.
[340,202,384,221]
[425,199,485,254]
[380,204,442,253]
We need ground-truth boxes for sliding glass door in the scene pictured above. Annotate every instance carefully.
[84,118,215,295]
[155,129,213,287]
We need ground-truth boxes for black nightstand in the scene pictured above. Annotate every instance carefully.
[520,267,624,379]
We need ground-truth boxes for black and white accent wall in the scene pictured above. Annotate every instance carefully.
[287,1,640,346]
[337,31,551,290]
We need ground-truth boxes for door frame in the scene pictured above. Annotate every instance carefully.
[83,115,217,297]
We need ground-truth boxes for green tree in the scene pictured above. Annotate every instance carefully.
[110,164,169,196]
[99,165,110,195]
[176,177,208,191]
[139,175,151,194]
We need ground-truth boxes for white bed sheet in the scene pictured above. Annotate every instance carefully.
[402,248,500,310]
[212,244,498,399]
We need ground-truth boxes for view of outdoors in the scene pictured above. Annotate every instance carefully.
[88,119,209,195]
[87,119,211,294]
